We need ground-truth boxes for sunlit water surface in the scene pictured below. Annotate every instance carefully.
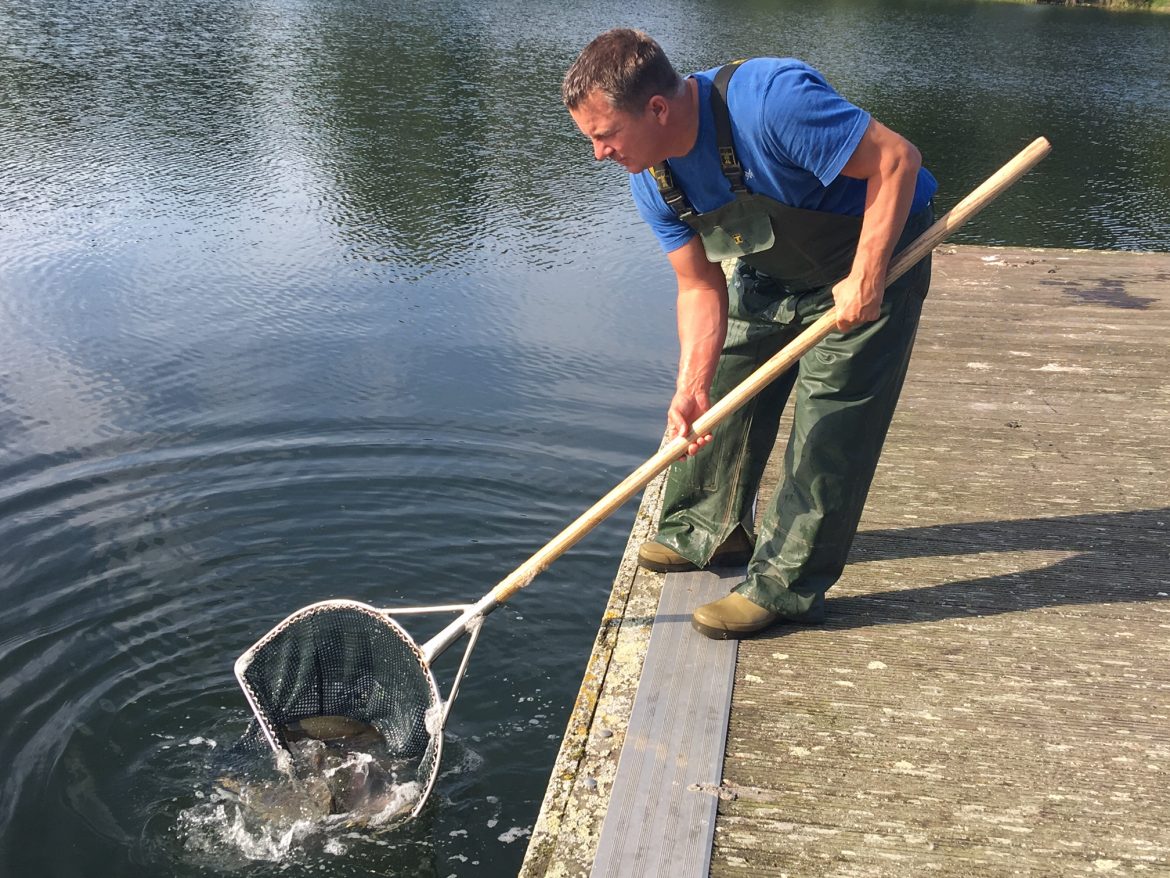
[1,0,1167,875]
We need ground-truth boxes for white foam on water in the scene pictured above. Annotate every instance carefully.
[497,826,531,844]
[176,778,425,865]
[365,781,423,827]
[178,798,319,863]
[424,703,445,737]
[175,747,425,865]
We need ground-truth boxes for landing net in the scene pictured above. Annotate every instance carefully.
[233,600,442,821]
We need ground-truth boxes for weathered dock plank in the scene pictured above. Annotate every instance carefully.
[590,571,738,878]
[520,245,1170,878]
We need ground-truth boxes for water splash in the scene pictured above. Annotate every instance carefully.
[176,737,423,865]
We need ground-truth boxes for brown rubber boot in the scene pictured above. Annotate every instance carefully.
[637,526,754,573]
[691,592,779,640]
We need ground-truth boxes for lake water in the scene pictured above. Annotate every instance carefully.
[1,0,1167,875]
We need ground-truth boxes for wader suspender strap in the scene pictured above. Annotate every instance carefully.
[710,59,748,194]
[650,59,750,221]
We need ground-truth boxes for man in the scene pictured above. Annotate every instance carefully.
[563,29,936,639]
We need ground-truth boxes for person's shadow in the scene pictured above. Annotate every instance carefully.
[807,506,1170,632]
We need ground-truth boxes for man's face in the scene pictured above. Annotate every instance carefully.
[568,90,664,174]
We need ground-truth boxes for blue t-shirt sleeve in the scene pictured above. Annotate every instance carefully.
[630,171,696,254]
[758,63,871,188]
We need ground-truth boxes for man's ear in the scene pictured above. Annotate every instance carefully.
[647,95,669,124]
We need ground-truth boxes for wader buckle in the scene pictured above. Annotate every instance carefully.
[651,162,697,221]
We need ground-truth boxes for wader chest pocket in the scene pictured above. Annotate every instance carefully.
[698,200,775,262]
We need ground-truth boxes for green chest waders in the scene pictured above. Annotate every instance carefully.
[650,60,933,621]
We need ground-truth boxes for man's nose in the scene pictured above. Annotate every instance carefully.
[592,140,611,161]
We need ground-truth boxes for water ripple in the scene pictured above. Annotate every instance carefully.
[2,0,1168,874]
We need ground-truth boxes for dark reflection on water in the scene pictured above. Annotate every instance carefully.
[1,0,1167,875]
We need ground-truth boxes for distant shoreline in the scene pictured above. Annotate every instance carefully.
[982,0,1170,11]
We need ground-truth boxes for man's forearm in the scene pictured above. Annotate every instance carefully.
[662,238,732,452]
[851,137,921,291]
[833,121,923,329]
[675,280,728,400]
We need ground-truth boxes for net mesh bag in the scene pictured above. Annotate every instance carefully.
[233,601,442,818]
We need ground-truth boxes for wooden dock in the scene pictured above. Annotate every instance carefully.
[518,245,1170,878]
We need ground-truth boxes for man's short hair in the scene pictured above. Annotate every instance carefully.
[562,29,683,113]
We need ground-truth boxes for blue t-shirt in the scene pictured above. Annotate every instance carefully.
[630,58,938,254]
